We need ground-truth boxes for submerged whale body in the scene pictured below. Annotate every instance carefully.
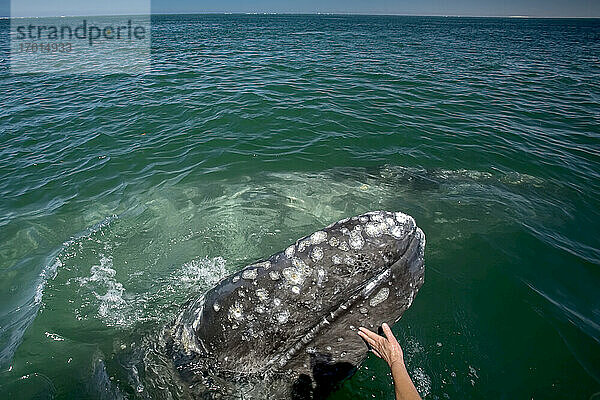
[166,211,425,399]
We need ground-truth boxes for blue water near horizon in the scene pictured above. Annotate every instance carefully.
[0,14,599,399]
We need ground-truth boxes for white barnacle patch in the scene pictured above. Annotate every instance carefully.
[369,287,390,307]
[364,222,379,237]
[316,268,327,285]
[345,255,357,266]
[416,228,426,258]
[285,245,295,259]
[291,286,301,294]
[385,217,396,227]
[275,310,290,324]
[370,213,384,222]
[310,247,324,262]
[232,275,240,283]
[283,265,306,286]
[256,288,269,301]
[395,212,412,225]
[359,216,369,223]
[338,217,350,224]
[256,305,265,314]
[332,254,343,265]
[242,269,258,280]
[389,225,404,238]
[328,236,339,247]
[338,241,349,251]
[213,302,221,312]
[348,230,365,250]
[340,227,349,235]
[273,298,282,307]
[310,231,327,245]
[228,302,244,322]
[251,260,271,270]
[359,307,368,314]
[269,270,281,280]
[297,239,311,253]
[292,257,312,275]
[365,222,388,237]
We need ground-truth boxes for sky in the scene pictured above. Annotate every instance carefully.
[2,0,600,18]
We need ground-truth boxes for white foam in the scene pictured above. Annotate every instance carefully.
[74,252,229,327]
[77,254,128,325]
[177,256,228,289]
[411,367,432,398]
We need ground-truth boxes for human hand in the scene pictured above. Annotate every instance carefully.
[357,323,405,370]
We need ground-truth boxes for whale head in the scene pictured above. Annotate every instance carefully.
[167,210,425,398]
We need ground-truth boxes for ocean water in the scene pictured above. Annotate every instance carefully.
[0,14,599,399]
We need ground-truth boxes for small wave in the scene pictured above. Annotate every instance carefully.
[290,31,325,35]
[34,257,62,305]
[380,165,544,187]
[36,214,118,306]
[0,214,118,366]
[527,283,600,342]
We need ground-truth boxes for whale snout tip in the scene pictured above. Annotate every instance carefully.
[392,210,417,230]
[354,210,423,267]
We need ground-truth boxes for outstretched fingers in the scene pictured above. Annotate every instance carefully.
[357,328,379,348]
[371,349,382,358]
[382,323,398,345]
[358,327,381,341]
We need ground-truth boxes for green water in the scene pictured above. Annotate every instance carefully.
[1,14,599,399]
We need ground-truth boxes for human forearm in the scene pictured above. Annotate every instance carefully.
[391,361,422,400]
[357,324,422,400]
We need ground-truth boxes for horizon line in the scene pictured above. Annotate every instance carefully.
[3,12,600,19]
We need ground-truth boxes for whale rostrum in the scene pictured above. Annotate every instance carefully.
[165,210,425,399]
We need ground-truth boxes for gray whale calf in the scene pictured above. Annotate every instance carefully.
[166,210,425,399]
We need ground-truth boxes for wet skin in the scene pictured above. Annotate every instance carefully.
[166,211,425,399]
